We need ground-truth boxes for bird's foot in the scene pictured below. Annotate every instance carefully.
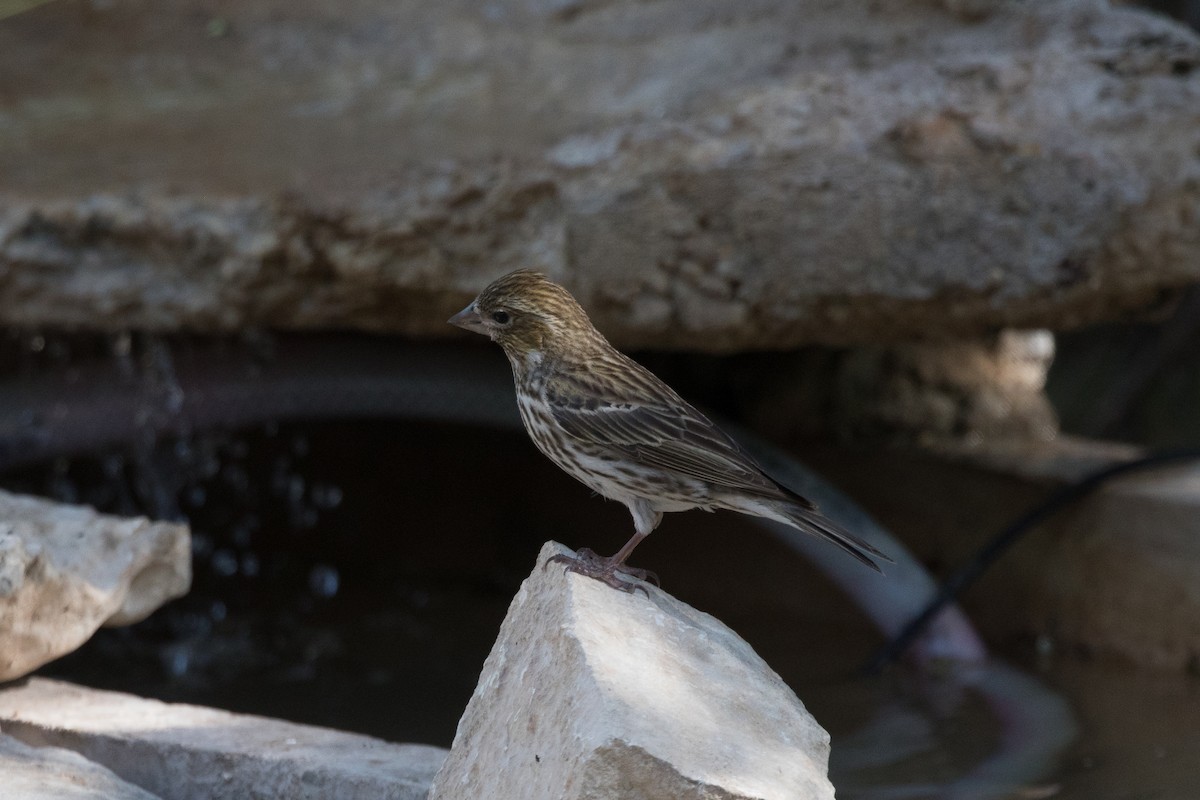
[545,547,659,595]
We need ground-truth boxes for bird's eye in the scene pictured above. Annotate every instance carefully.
[491,310,511,325]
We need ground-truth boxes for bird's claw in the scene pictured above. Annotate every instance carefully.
[545,549,657,596]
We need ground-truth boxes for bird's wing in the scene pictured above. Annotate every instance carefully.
[544,357,795,501]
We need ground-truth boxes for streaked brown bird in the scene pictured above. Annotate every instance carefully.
[449,269,889,592]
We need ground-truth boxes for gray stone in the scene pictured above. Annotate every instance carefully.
[806,436,1200,670]
[0,679,448,800]
[428,541,834,800]
[0,732,162,800]
[0,1,1197,348]
[0,490,190,681]
[743,330,1059,443]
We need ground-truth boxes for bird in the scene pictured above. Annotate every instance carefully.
[449,269,889,593]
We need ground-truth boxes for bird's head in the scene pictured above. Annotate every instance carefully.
[448,269,601,362]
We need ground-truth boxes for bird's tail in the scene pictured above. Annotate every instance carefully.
[758,499,892,573]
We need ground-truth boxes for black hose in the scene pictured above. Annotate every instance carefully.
[865,448,1200,673]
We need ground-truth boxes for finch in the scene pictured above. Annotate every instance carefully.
[449,269,889,593]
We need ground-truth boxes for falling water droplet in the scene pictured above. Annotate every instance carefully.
[308,564,340,599]
[111,332,132,358]
[311,483,344,510]
[287,475,305,504]
[191,533,214,559]
[163,645,190,678]
[186,485,207,508]
[211,549,239,577]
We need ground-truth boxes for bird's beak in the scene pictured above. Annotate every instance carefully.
[448,301,488,335]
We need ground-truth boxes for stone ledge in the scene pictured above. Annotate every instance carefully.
[0,732,161,800]
[0,679,448,800]
[1,1,1198,347]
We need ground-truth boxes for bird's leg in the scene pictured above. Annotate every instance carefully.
[547,502,661,594]
[547,531,658,595]
[603,531,660,586]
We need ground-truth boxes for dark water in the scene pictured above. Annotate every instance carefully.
[8,418,1197,799]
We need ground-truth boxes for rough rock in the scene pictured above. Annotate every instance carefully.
[806,436,1200,670]
[1033,452,1200,669]
[0,490,190,681]
[0,678,448,800]
[0,1,1198,348]
[741,330,1059,443]
[0,732,162,800]
[428,541,834,800]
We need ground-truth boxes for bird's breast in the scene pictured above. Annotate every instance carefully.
[514,391,710,512]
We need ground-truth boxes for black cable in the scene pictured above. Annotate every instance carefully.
[865,448,1200,673]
